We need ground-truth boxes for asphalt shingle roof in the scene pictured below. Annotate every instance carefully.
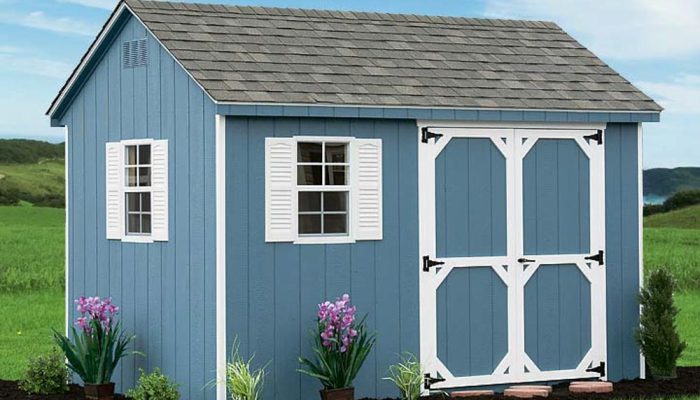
[125,0,661,112]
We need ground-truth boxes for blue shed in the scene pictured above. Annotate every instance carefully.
[47,1,661,399]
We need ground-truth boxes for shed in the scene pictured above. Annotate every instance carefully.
[47,1,661,399]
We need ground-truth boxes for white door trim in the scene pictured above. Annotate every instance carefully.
[418,125,607,390]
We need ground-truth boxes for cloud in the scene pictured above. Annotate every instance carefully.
[483,0,700,60]
[637,74,700,115]
[0,47,72,79]
[0,10,101,36]
[56,0,117,10]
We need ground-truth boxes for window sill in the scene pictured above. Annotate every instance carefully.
[120,235,154,244]
[293,236,356,245]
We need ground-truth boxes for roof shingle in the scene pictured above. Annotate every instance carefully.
[125,0,660,112]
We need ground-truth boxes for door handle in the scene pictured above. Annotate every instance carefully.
[517,258,536,263]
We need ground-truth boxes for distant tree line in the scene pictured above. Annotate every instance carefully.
[644,190,700,216]
[0,139,64,164]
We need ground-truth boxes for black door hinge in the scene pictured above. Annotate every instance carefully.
[585,250,605,266]
[586,362,606,377]
[424,373,446,389]
[422,255,445,272]
[584,129,603,145]
[421,127,443,143]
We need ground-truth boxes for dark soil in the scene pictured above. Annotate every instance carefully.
[0,381,128,400]
[361,367,700,400]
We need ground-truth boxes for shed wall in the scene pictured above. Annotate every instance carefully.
[61,15,218,400]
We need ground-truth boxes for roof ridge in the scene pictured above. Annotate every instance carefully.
[126,0,562,30]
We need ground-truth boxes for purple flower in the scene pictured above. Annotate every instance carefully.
[316,294,360,353]
[73,296,120,334]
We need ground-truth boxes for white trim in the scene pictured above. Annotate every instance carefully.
[215,115,227,400]
[419,120,607,130]
[638,123,646,379]
[418,124,607,389]
[64,126,70,336]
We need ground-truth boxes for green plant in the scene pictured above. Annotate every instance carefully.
[53,297,139,384]
[127,368,180,400]
[19,349,69,394]
[636,268,687,378]
[225,340,266,400]
[383,353,423,400]
[298,294,376,389]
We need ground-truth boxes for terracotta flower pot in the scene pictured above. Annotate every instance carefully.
[320,386,354,400]
[84,382,115,400]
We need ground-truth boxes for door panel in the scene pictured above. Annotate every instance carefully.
[436,138,507,258]
[523,139,590,255]
[419,126,606,390]
[437,267,508,376]
[524,263,592,371]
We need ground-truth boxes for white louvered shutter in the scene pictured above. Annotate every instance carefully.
[105,142,124,239]
[265,138,296,242]
[352,139,383,240]
[150,139,169,241]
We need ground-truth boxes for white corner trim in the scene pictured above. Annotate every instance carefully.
[638,123,646,379]
[64,126,70,336]
[215,114,227,400]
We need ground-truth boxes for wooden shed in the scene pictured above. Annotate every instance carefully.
[47,1,661,399]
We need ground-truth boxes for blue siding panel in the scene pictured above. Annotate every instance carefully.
[61,16,217,399]
[226,117,419,400]
[605,123,641,381]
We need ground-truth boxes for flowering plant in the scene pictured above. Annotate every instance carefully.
[298,294,376,389]
[53,297,138,384]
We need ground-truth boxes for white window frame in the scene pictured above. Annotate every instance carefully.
[293,136,355,245]
[121,138,155,243]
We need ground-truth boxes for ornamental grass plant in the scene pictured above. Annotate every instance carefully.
[298,294,376,390]
[384,353,423,400]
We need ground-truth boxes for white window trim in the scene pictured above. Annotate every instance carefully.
[292,136,355,245]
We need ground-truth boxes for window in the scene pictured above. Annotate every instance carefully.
[125,144,152,235]
[297,142,349,236]
[106,139,168,242]
[264,136,382,244]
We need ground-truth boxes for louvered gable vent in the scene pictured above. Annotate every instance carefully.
[122,38,148,69]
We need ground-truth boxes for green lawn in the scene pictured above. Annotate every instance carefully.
[0,159,64,205]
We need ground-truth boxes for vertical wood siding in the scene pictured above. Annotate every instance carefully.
[60,16,217,400]
[226,117,420,400]
[604,123,641,381]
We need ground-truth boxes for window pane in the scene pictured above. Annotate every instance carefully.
[297,165,322,185]
[325,165,347,185]
[139,167,151,186]
[325,143,346,163]
[323,192,347,212]
[297,142,322,163]
[299,191,321,212]
[299,214,322,234]
[126,167,138,186]
[141,192,151,212]
[127,214,141,234]
[126,146,138,165]
[139,145,151,165]
[126,193,140,212]
[324,214,347,234]
[141,214,152,234]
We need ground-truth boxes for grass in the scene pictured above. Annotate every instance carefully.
[677,291,700,367]
[0,159,64,205]
[0,289,63,379]
[645,228,700,291]
[646,204,700,229]
[0,205,64,292]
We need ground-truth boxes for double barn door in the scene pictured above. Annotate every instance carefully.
[418,126,607,389]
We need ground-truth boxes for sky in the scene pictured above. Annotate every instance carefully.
[0,0,698,168]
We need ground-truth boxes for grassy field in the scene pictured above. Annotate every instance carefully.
[0,159,64,206]
[0,202,698,383]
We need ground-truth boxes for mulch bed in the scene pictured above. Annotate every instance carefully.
[362,367,700,400]
[0,381,127,400]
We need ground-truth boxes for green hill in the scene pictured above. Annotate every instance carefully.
[644,167,700,197]
[0,139,63,164]
[645,204,700,229]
